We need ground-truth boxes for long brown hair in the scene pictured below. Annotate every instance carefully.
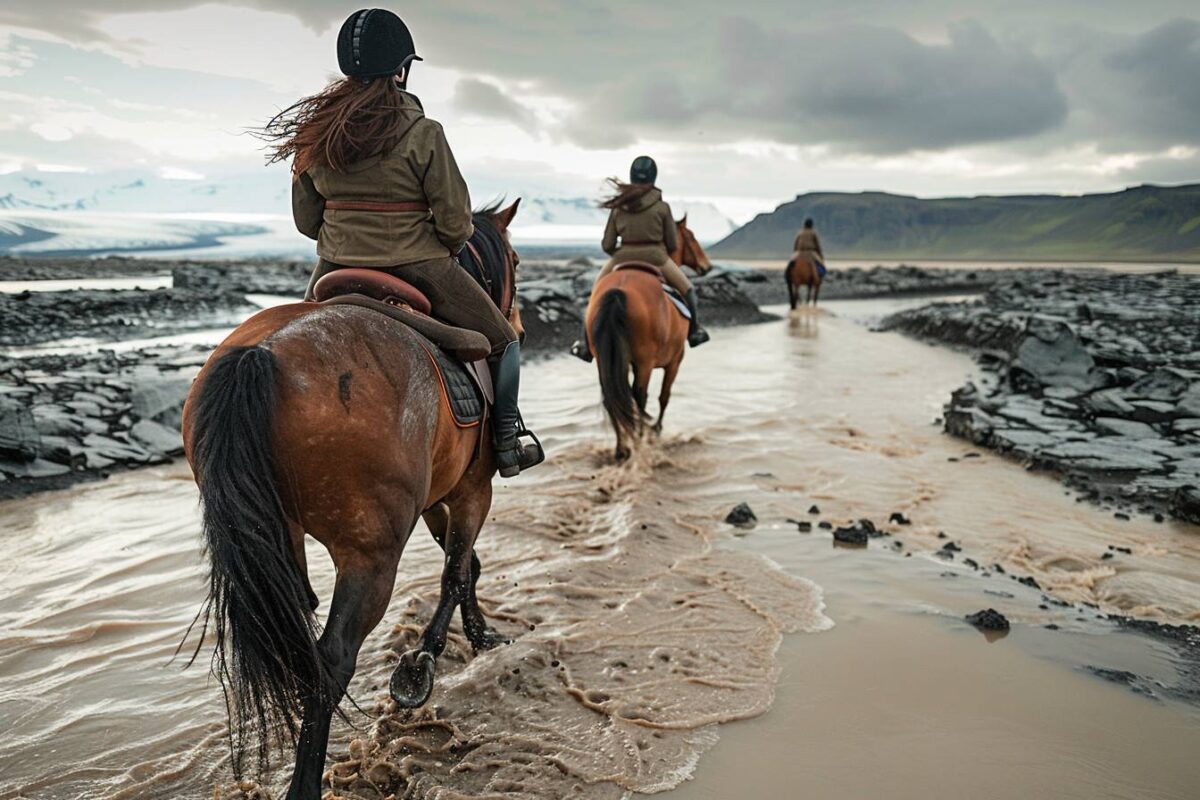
[599,177,654,212]
[259,77,413,174]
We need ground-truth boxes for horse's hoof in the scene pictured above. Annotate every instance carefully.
[389,650,436,708]
[615,448,631,463]
[470,625,511,652]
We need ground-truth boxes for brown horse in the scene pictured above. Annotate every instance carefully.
[181,202,524,800]
[586,217,711,460]
[786,251,823,309]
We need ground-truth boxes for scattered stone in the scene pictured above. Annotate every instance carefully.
[818,521,832,530]
[888,511,911,525]
[808,504,821,515]
[965,609,1010,631]
[832,523,869,546]
[724,502,757,528]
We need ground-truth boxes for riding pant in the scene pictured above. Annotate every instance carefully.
[596,245,692,295]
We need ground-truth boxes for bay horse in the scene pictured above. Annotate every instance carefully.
[182,201,524,800]
[786,250,823,309]
[587,217,711,461]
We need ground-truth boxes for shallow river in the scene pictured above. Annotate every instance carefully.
[1,300,1197,799]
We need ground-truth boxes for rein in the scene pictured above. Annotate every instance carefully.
[462,222,516,319]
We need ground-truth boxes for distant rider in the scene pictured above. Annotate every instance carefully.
[570,156,709,361]
[788,217,826,280]
[270,8,540,476]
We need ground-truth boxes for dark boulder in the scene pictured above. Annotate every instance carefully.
[1009,318,1101,393]
[0,398,40,462]
[965,608,1010,631]
[724,502,757,528]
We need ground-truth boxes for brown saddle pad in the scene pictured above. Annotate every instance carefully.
[313,268,433,315]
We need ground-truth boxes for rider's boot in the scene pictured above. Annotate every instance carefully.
[490,341,545,477]
[684,288,710,347]
[569,316,593,363]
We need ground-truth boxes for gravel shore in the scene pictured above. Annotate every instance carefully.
[880,269,1200,523]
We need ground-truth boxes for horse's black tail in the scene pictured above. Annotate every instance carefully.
[188,345,328,773]
[591,290,637,442]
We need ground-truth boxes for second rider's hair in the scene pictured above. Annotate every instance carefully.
[599,177,654,212]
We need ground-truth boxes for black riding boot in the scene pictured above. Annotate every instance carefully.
[569,316,593,362]
[490,341,545,477]
[684,288,710,347]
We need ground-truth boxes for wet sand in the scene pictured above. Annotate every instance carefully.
[1,298,1198,798]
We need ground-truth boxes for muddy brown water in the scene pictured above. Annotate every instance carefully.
[1,299,1198,799]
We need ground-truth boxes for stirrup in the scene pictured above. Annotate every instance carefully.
[688,327,711,347]
[496,428,545,477]
[569,340,593,363]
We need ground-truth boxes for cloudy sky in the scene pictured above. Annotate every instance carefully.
[1,0,1198,220]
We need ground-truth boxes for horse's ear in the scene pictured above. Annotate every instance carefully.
[495,198,521,231]
[678,214,688,226]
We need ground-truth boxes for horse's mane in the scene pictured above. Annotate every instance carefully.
[458,203,510,310]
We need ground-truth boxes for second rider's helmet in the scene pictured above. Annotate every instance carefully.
[630,155,658,186]
[337,9,423,79]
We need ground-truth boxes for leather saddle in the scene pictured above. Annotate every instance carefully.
[611,262,691,320]
[312,268,492,425]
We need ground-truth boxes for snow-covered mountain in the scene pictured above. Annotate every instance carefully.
[0,168,739,256]
[0,168,289,215]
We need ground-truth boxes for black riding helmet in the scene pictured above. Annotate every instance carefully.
[337,9,423,79]
[630,155,657,185]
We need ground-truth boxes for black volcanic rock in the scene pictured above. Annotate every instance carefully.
[882,269,1200,522]
[724,502,757,528]
[965,608,1010,631]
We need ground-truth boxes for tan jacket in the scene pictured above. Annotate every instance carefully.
[794,229,823,255]
[291,91,473,267]
[601,188,678,265]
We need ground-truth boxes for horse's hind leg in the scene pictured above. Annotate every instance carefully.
[633,362,653,426]
[422,495,507,652]
[392,467,496,708]
[288,541,404,800]
[805,281,813,306]
[813,280,821,307]
[653,356,682,435]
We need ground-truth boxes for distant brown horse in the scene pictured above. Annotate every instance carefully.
[586,217,710,460]
[787,251,823,308]
[181,202,524,800]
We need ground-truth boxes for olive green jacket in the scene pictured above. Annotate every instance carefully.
[291,91,473,267]
[600,188,678,264]
[794,229,823,256]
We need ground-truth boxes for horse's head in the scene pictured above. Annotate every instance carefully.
[673,215,712,276]
[472,198,525,344]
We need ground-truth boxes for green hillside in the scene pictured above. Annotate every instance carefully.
[709,184,1200,262]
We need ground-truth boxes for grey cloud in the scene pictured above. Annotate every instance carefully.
[1100,19,1200,142]
[560,19,1068,153]
[450,78,538,133]
[4,1,1200,162]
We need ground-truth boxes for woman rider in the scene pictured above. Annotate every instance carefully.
[265,8,540,477]
[569,156,710,361]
